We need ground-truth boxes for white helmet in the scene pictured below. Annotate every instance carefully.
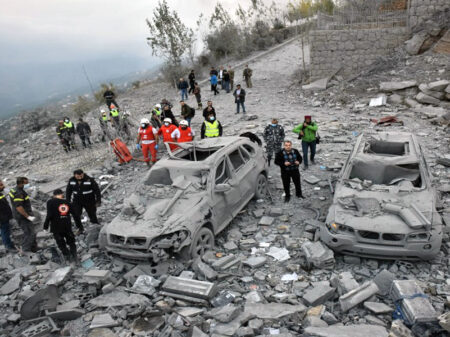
[155,104,161,109]
[180,120,189,126]
[140,118,150,124]
[163,118,172,123]
[100,109,106,113]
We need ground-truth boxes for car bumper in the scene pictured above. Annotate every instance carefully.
[320,227,442,260]
[104,245,153,261]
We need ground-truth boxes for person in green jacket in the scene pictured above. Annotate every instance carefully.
[293,115,318,169]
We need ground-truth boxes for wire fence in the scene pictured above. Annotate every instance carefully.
[316,0,408,30]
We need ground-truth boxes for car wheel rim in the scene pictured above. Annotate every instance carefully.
[195,232,213,256]
[257,176,266,195]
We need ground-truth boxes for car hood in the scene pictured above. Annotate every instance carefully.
[330,184,436,234]
[104,190,206,239]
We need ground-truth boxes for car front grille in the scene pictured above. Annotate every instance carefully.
[109,234,148,248]
[356,230,405,246]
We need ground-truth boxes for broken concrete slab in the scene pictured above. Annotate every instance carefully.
[379,80,417,92]
[428,80,450,91]
[47,308,85,321]
[302,77,329,91]
[405,31,428,55]
[192,257,218,280]
[339,281,379,312]
[0,273,21,295]
[243,256,267,268]
[304,324,388,337]
[373,269,395,296]
[416,92,441,105]
[266,246,290,261]
[88,329,117,337]
[331,271,359,296]
[258,216,274,226]
[389,319,414,337]
[302,241,334,269]
[438,312,450,332]
[83,269,111,281]
[369,95,387,107]
[391,279,437,324]
[90,313,118,329]
[303,284,335,306]
[418,83,446,99]
[363,302,393,314]
[244,302,306,319]
[304,175,321,185]
[161,276,217,300]
[89,290,151,307]
[205,303,240,323]
[211,254,241,271]
[46,266,72,286]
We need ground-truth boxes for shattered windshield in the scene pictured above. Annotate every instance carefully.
[146,166,209,188]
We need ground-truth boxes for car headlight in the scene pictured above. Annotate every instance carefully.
[407,232,429,242]
[326,223,355,235]
[149,230,189,250]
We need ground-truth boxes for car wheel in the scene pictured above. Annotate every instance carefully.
[254,173,267,199]
[190,227,215,259]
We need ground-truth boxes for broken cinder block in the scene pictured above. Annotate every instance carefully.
[339,281,379,312]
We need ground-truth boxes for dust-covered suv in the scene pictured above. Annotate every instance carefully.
[321,132,442,260]
[99,135,268,262]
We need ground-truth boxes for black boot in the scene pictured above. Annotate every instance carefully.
[284,195,290,203]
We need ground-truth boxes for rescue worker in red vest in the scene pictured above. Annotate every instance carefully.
[201,113,223,139]
[66,169,101,224]
[44,189,83,263]
[110,104,120,128]
[158,118,177,151]
[136,118,159,166]
[171,120,195,144]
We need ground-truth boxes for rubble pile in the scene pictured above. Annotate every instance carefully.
[0,27,449,337]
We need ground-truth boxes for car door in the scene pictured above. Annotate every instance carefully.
[227,146,255,209]
[210,158,235,233]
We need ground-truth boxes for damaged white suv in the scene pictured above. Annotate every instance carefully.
[321,132,443,260]
[99,135,268,262]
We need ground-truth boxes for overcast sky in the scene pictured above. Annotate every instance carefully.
[0,0,290,66]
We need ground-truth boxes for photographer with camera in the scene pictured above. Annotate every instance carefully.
[293,115,319,170]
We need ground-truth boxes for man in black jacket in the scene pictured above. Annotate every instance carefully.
[44,189,83,262]
[103,89,119,110]
[233,84,246,114]
[178,78,189,101]
[161,105,178,127]
[0,180,15,251]
[76,118,92,148]
[202,101,216,120]
[275,141,304,203]
[188,70,196,94]
[66,169,101,224]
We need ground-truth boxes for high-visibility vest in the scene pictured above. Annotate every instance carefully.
[110,109,119,117]
[63,121,73,128]
[102,115,108,121]
[153,108,161,116]
[204,120,219,137]
[179,127,193,142]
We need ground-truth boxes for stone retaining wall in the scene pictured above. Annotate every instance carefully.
[408,0,450,30]
[309,27,409,79]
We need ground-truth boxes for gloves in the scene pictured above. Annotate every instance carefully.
[154,144,159,150]
[27,216,36,222]
[136,143,141,150]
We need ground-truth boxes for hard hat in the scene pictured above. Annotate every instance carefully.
[140,118,150,124]
[180,120,189,126]
[163,118,172,123]
[155,104,161,109]
[100,109,106,113]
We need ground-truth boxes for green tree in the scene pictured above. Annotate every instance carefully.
[146,0,194,65]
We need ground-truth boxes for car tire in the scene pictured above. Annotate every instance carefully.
[254,173,267,199]
[189,227,215,259]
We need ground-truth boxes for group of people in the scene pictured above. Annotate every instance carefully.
[56,117,92,152]
[0,169,101,262]
[136,100,223,165]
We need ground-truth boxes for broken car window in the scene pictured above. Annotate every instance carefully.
[239,146,250,162]
[215,160,231,185]
[229,149,245,171]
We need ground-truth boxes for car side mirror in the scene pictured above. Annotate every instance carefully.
[215,183,231,193]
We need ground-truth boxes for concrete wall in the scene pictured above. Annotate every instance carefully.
[408,0,450,30]
[309,28,409,79]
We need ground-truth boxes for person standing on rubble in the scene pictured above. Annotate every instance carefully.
[66,169,101,224]
[201,113,222,139]
[76,118,92,148]
[180,100,195,126]
[210,73,219,95]
[56,120,70,152]
[193,82,202,110]
[243,64,253,88]
[228,65,235,90]
[0,180,16,252]
[136,118,159,166]
[202,101,216,120]
[188,70,196,94]
[9,177,37,252]
[293,115,318,170]
[109,104,120,128]
[233,84,246,114]
[44,189,83,263]
[263,118,285,166]
[159,118,178,151]
[275,141,304,203]
[178,78,189,101]
[119,111,133,141]
[99,110,111,142]
[161,105,178,127]
[171,120,195,144]
[63,117,76,150]
[103,89,119,110]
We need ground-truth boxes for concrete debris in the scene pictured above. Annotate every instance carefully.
[339,281,379,312]
[130,275,159,295]
[416,92,441,105]
[258,215,275,226]
[438,312,450,332]
[363,301,393,314]
[304,175,321,185]
[373,269,395,296]
[211,254,241,271]
[302,241,334,269]
[391,280,437,324]
[161,276,217,300]
[369,95,387,107]
[192,257,218,280]
[0,273,21,295]
[205,303,240,323]
[303,284,336,306]
[89,290,150,307]
[244,302,306,319]
[243,256,267,268]
[90,313,118,329]
[331,271,359,296]
[302,77,329,91]
[304,324,388,337]
[380,81,417,92]
[405,31,429,55]
[46,266,72,286]
[266,246,290,261]
[389,319,415,337]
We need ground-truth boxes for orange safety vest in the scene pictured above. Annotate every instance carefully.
[159,124,177,143]
[138,126,155,141]
[178,127,193,143]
